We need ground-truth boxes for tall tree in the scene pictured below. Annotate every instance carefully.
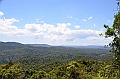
[104,12,120,75]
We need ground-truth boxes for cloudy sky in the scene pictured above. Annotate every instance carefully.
[0,0,117,45]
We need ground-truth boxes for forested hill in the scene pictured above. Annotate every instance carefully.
[0,41,107,49]
[0,42,115,79]
[0,42,112,65]
[62,45,109,49]
[0,42,23,46]
[0,42,24,51]
[26,44,51,47]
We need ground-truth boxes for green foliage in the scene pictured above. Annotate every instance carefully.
[0,62,22,79]
[30,70,47,79]
[104,12,120,57]
[0,59,120,79]
[48,59,119,79]
[0,42,112,71]
[104,12,120,78]
[0,42,116,79]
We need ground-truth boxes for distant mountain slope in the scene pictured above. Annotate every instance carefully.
[63,45,110,49]
[0,42,113,65]
[0,42,24,46]
[0,42,25,52]
[26,44,51,47]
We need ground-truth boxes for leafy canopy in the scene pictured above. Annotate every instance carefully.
[104,12,120,67]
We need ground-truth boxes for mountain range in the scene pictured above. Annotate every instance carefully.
[0,41,112,65]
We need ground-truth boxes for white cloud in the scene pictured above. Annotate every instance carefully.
[67,16,73,19]
[108,20,110,22]
[87,36,103,40]
[0,19,23,36]
[87,36,112,44]
[35,19,39,22]
[100,28,104,31]
[0,12,103,42]
[74,25,80,29]
[94,24,96,27]
[0,12,4,17]
[88,16,92,20]
[41,21,44,23]
[67,16,79,21]
[82,19,86,22]
[36,21,39,22]
[0,18,102,41]
[70,16,73,18]
[44,27,102,41]
[35,19,39,21]
[76,18,78,20]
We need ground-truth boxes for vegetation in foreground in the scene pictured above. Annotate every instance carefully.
[0,58,120,79]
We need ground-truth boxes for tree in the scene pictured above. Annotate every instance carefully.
[0,62,22,79]
[30,70,47,79]
[104,12,120,77]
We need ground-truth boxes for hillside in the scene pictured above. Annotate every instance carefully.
[0,42,112,65]
[0,42,116,79]
[0,57,117,79]
[26,44,51,47]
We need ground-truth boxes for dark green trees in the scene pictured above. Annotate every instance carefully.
[0,62,22,79]
[104,12,120,77]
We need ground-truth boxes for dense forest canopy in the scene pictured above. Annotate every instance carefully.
[0,42,111,64]
[0,41,116,79]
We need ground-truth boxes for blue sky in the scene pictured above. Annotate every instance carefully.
[0,0,118,45]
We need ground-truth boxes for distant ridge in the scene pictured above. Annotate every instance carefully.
[0,41,51,47]
[26,44,51,47]
[0,41,110,48]
[62,45,110,49]
[0,41,112,65]
[0,41,24,46]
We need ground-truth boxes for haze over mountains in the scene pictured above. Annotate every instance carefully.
[0,41,112,65]
[0,41,107,48]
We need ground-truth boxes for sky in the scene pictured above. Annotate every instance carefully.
[0,0,118,45]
